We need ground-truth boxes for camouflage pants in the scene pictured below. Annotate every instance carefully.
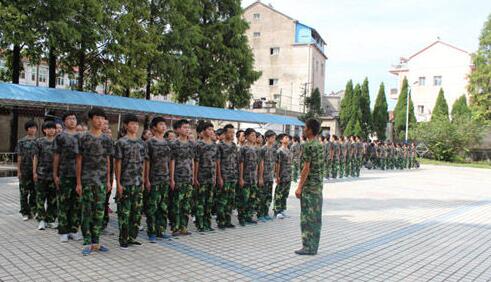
[19,178,36,216]
[324,160,331,178]
[273,181,291,214]
[81,184,106,245]
[103,191,111,229]
[216,182,235,227]
[35,179,57,223]
[171,183,193,232]
[117,185,143,245]
[57,177,81,234]
[195,183,214,230]
[344,159,351,177]
[257,181,273,218]
[300,188,323,253]
[353,158,361,177]
[292,162,300,182]
[338,159,345,178]
[237,185,252,223]
[146,183,169,237]
[331,159,339,179]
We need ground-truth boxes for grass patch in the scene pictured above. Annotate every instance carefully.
[419,158,491,169]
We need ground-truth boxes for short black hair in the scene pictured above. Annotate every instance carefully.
[332,135,338,141]
[236,129,244,139]
[305,118,321,136]
[24,120,38,131]
[293,135,300,143]
[62,112,77,122]
[88,107,106,119]
[223,124,234,131]
[264,130,276,138]
[173,119,189,130]
[150,117,166,129]
[42,121,56,130]
[201,121,213,131]
[278,133,289,141]
[245,128,256,137]
[164,130,175,138]
[123,114,138,124]
[215,128,224,136]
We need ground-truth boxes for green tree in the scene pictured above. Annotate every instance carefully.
[360,77,372,139]
[451,95,471,121]
[394,77,416,141]
[344,84,362,136]
[299,87,322,121]
[339,80,354,132]
[431,88,449,121]
[372,82,389,140]
[468,14,491,121]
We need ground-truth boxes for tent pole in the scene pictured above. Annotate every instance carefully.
[117,113,121,132]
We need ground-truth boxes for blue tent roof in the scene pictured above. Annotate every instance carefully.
[0,83,304,126]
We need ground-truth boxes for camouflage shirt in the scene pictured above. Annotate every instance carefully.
[145,137,172,185]
[218,141,238,183]
[291,143,302,164]
[239,144,258,185]
[54,131,79,178]
[325,141,333,161]
[78,133,114,186]
[171,139,195,184]
[15,136,37,180]
[33,137,56,180]
[276,147,292,183]
[196,140,219,184]
[114,136,146,187]
[332,142,340,160]
[302,139,323,190]
[259,145,277,182]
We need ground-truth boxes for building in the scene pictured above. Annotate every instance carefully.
[243,1,327,114]
[319,90,343,136]
[389,40,473,122]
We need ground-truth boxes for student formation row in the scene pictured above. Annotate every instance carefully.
[15,108,307,255]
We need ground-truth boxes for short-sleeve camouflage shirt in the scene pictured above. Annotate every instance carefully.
[239,144,258,186]
[34,137,56,180]
[218,140,238,183]
[16,136,37,180]
[145,137,172,185]
[78,133,114,186]
[302,139,323,190]
[196,140,219,184]
[291,143,302,164]
[54,131,79,178]
[171,139,195,184]
[114,136,146,187]
[276,146,293,183]
[260,145,277,182]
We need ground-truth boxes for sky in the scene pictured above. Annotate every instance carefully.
[241,0,491,109]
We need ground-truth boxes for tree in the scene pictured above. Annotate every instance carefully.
[393,77,416,141]
[468,14,491,121]
[299,88,322,121]
[372,82,389,140]
[339,80,354,132]
[360,77,372,139]
[344,84,362,136]
[451,95,471,121]
[431,88,449,121]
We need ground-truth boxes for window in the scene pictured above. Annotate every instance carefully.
[270,47,280,55]
[418,76,426,86]
[253,13,260,20]
[253,32,261,38]
[70,79,78,87]
[31,68,36,81]
[269,79,278,86]
[20,71,25,79]
[57,77,64,86]
[39,68,47,83]
[418,105,424,114]
[433,76,442,86]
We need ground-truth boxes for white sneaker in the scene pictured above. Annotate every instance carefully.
[22,215,29,221]
[38,221,46,230]
[276,213,285,219]
[60,234,69,243]
[47,222,58,229]
[69,232,82,241]
[281,211,289,218]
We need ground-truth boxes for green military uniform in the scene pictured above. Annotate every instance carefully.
[338,142,345,178]
[291,143,302,182]
[344,141,351,177]
[349,141,356,177]
[300,139,323,254]
[16,136,37,217]
[217,140,238,228]
[195,140,219,231]
[324,141,332,178]
[54,131,81,235]
[274,146,292,215]
[238,144,257,225]
[34,137,57,224]
[78,133,114,246]
[331,141,340,178]
[257,144,276,219]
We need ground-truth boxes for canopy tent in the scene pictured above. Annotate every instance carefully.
[0,83,303,126]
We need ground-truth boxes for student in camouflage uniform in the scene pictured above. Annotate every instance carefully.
[257,130,277,222]
[274,134,292,218]
[144,117,172,242]
[170,119,195,236]
[291,136,302,182]
[354,136,362,177]
[338,137,346,178]
[216,124,238,229]
[194,121,219,232]
[295,118,323,256]
[53,112,82,242]
[324,136,332,179]
[33,121,58,230]
[16,121,38,220]
[238,128,258,226]
[76,107,114,255]
[349,136,357,177]
[344,137,351,177]
[114,114,145,249]
[330,135,339,178]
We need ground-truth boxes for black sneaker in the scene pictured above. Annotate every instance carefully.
[294,248,317,256]
[225,223,235,228]
[205,227,214,232]
[120,243,129,250]
[245,219,257,224]
[217,224,226,230]
[239,221,246,226]
[128,240,143,246]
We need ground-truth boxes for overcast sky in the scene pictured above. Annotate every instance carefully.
[241,0,491,109]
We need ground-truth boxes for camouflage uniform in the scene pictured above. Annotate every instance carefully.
[54,131,81,235]
[78,133,114,246]
[15,136,37,217]
[339,142,345,178]
[324,141,332,178]
[331,142,340,179]
[195,140,219,231]
[273,146,292,214]
[114,136,145,246]
[170,139,195,232]
[354,142,362,177]
[257,145,276,218]
[291,143,302,182]
[238,144,257,224]
[349,141,357,177]
[145,137,172,237]
[216,141,238,228]
[345,141,352,177]
[300,140,323,254]
[34,137,57,223]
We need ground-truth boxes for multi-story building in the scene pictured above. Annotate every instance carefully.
[243,1,327,114]
[389,40,473,122]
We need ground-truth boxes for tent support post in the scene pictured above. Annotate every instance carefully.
[117,113,121,133]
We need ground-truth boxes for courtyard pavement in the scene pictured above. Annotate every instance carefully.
[0,165,489,281]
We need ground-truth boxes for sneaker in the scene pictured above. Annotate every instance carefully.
[81,246,92,256]
[257,216,266,222]
[158,233,171,239]
[47,222,58,229]
[197,228,206,233]
[128,240,143,246]
[217,224,226,230]
[69,232,82,241]
[179,229,192,236]
[94,245,109,252]
[276,213,285,219]
[148,235,157,243]
[294,248,317,256]
[245,219,257,225]
[239,221,246,227]
[22,215,29,221]
[281,211,289,218]
[60,234,69,243]
[264,215,273,221]
[205,227,214,232]
[38,221,46,230]
[225,223,235,228]
[120,243,129,250]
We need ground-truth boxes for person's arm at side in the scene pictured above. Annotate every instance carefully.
[17,155,22,180]
[115,158,122,198]
[217,159,223,188]
[144,160,151,191]
[53,153,60,189]
[239,162,244,188]
[258,159,264,187]
[295,161,310,199]
[75,155,82,196]
[169,160,175,190]
[32,155,38,183]
[106,156,112,192]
